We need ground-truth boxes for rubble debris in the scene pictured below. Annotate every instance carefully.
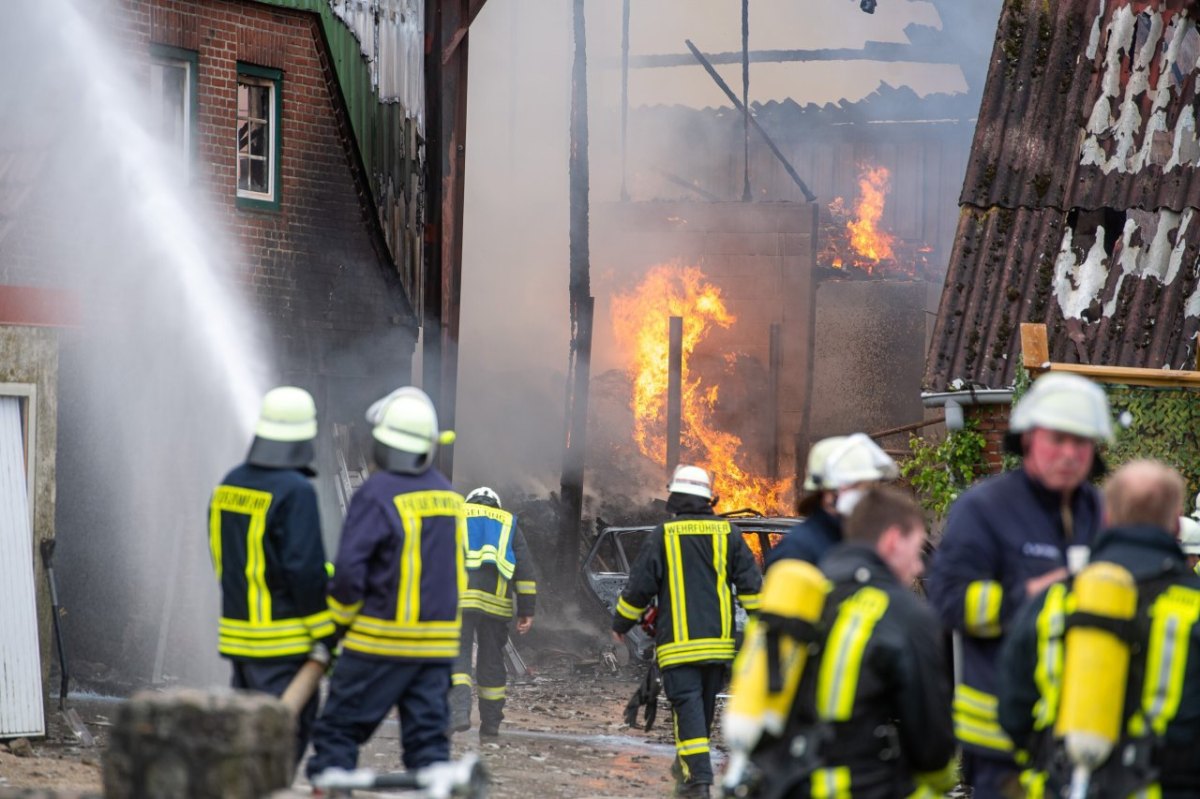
[9,739,33,758]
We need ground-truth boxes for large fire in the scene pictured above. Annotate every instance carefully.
[847,166,895,262]
[820,164,930,276]
[610,263,791,517]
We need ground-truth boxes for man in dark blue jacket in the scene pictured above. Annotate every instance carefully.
[1000,460,1200,799]
[927,373,1112,798]
[209,385,335,765]
[306,387,465,779]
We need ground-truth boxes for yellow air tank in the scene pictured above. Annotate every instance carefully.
[722,560,827,790]
[1054,561,1137,797]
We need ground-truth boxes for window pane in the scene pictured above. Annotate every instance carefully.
[237,120,251,155]
[238,158,251,191]
[249,158,267,193]
[238,83,249,117]
[151,59,190,178]
[252,85,269,123]
[248,122,266,158]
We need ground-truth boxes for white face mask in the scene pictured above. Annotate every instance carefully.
[836,488,866,517]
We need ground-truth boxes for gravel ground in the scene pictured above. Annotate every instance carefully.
[0,662,698,798]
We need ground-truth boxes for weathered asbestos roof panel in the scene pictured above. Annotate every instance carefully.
[927,0,1200,390]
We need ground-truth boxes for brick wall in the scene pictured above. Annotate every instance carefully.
[117,0,417,386]
[968,402,1012,474]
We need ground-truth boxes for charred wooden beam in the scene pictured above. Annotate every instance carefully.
[613,42,964,69]
[559,0,593,586]
[684,39,815,202]
[667,316,683,477]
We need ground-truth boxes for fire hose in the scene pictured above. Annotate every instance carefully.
[312,754,490,799]
[280,642,332,715]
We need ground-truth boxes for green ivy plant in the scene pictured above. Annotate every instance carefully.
[901,421,990,520]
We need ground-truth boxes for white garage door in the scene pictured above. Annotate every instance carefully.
[0,395,44,737]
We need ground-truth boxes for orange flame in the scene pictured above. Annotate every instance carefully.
[847,166,895,263]
[610,263,791,517]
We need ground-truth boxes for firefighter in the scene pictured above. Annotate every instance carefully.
[926,372,1111,798]
[305,387,465,780]
[999,460,1200,799]
[449,486,537,737]
[209,385,335,766]
[612,464,763,799]
[766,434,899,570]
[728,486,957,799]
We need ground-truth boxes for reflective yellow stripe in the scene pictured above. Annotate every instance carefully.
[739,592,761,612]
[1131,786,1163,799]
[329,595,363,626]
[210,486,274,622]
[452,673,473,687]
[1032,584,1067,730]
[461,589,514,616]
[397,508,423,624]
[657,638,736,667]
[478,685,506,701]
[515,580,537,594]
[714,530,731,639]
[350,616,459,634]
[1140,586,1200,735]
[816,587,889,721]
[343,629,460,659]
[953,684,1013,752]
[1020,769,1048,799]
[616,596,645,621]
[666,528,689,642]
[965,579,1003,637]
[811,766,851,799]
[676,737,709,757]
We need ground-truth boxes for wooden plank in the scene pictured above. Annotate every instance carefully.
[1046,362,1200,388]
[1021,322,1050,370]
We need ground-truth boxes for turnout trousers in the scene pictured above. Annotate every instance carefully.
[230,658,317,767]
[305,653,451,777]
[662,662,726,789]
[962,751,1021,799]
[449,610,509,733]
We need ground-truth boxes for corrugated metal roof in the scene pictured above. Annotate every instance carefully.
[927,0,1200,390]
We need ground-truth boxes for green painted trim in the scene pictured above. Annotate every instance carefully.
[235,62,283,212]
[149,43,199,184]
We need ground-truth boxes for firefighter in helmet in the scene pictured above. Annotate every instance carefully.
[927,372,1111,798]
[1000,460,1200,799]
[613,464,763,798]
[306,387,466,778]
[208,386,336,766]
[449,486,538,737]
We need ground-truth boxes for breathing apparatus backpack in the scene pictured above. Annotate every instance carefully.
[1054,561,1139,798]
[721,559,828,796]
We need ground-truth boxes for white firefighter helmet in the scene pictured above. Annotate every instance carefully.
[668,464,714,500]
[369,387,456,474]
[246,386,317,470]
[466,486,502,508]
[255,386,317,442]
[1008,373,1114,444]
[1181,515,1200,555]
[822,433,899,489]
[803,436,848,491]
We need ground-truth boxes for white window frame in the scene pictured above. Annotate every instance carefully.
[0,383,37,525]
[151,55,195,182]
[236,73,279,205]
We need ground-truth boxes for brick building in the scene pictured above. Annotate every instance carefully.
[0,0,429,716]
